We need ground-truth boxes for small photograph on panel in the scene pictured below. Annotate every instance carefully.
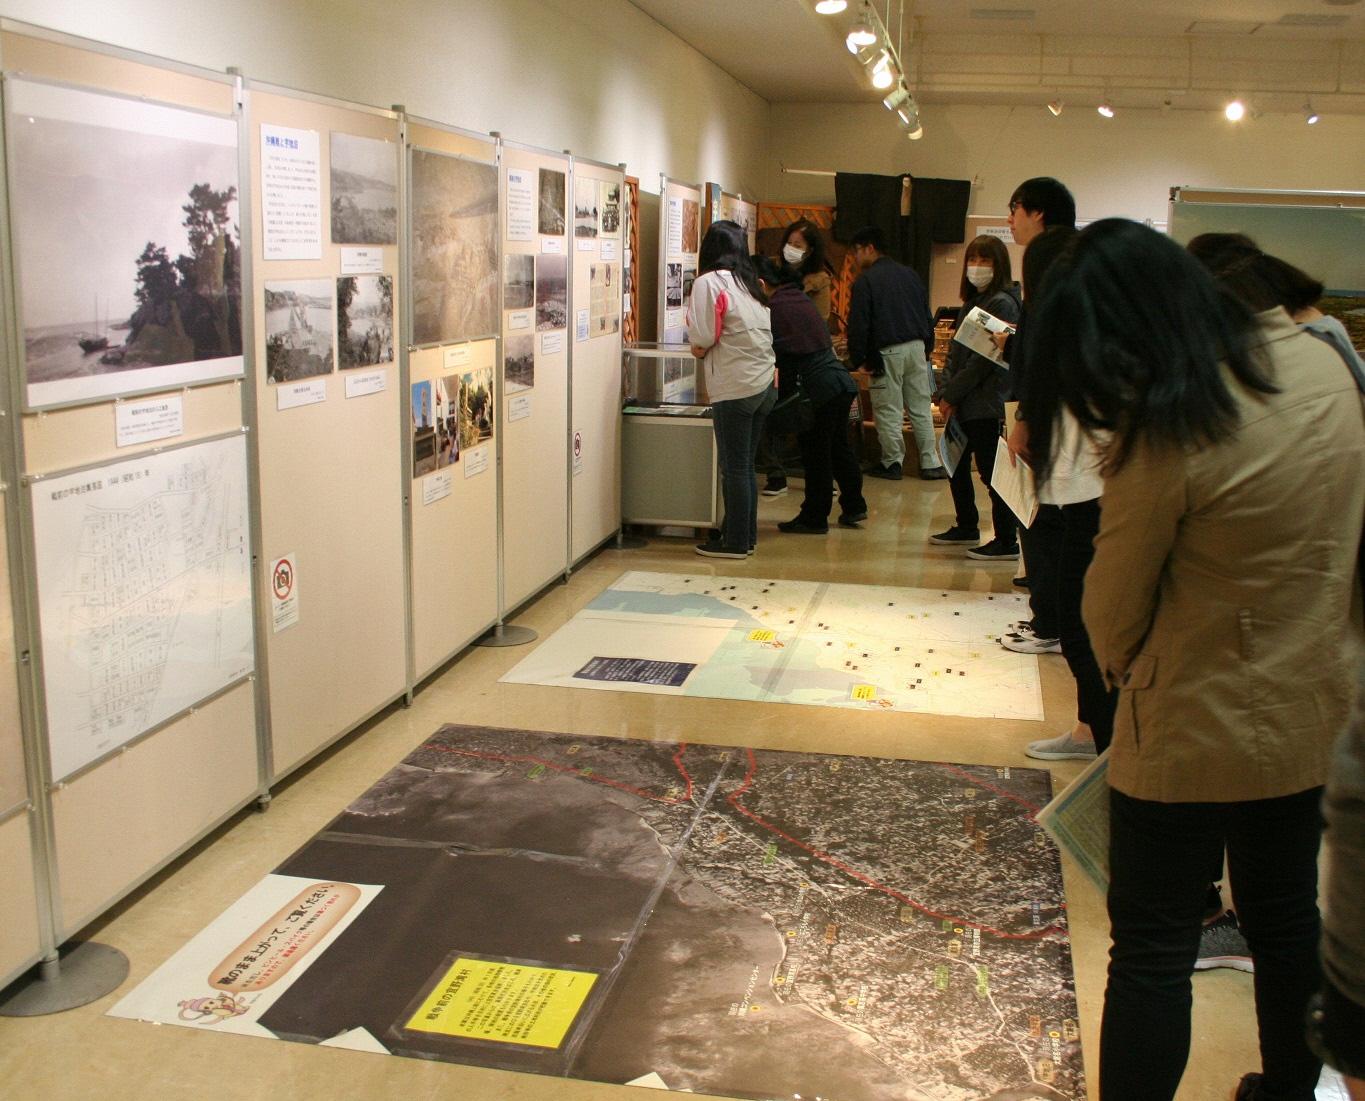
[329,132,398,245]
[682,266,697,312]
[412,379,437,477]
[504,333,534,393]
[573,175,598,238]
[535,254,568,331]
[459,366,495,449]
[681,199,700,254]
[665,263,683,310]
[598,180,621,236]
[435,373,461,468]
[589,263,620,337]
[264,279,334,383]
[538,167,566,237]
[337,274,394,368]
[504,254,535,311]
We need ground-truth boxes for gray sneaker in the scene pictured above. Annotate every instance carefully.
[1194,911,1254,973]
[1001,628,1062,655]
[1025,730,1097,761]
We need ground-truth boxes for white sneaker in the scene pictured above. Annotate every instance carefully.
[1001,629,1062,654]
[1025,731,1098,761]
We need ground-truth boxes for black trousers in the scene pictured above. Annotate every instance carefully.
[795,393,867,524]
[1057,498,1117,751]
[1102,787,1325,1101]
[947,417,1016,545]
[1020,503,1062,639]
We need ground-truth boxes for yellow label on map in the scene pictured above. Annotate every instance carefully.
[748,629,776,642]
[851,684,877,701]
[405,958,597,1049]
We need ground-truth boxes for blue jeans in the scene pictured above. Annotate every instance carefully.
[712,387,776,551]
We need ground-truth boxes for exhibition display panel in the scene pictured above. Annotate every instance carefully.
[656,176,702,346]
[499,141,570,612]
[244,81,406,780]
[405,119,500,680]
[706,183,758,254]
[0,23,260,952]
[568,157,626,564]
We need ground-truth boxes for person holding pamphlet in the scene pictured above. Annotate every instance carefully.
[1028,218,1365,1101]
[930,234,1021,560]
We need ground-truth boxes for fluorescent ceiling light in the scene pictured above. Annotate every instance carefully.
[1224,98,1245,121]
[815,0,848,13]
[1097,101,1114,118]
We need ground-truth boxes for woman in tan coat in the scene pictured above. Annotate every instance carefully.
[1025,219,1365,1101]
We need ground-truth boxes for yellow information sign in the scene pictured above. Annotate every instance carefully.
[405,957,597,1049]
[748,629,776,643]
[851,684,877,701]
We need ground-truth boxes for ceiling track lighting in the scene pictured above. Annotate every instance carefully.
[845,8,877,52]
[1047,99,1063,117]
[1304,101,1320,124]
[1224,98,1246,121]
[1097,101,1114,118]
[815,0,848,12]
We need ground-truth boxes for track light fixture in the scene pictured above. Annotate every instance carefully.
[883,85,911,111]
[1304,101,1320,124]
[845,6,877,52]
[1224,98,1245,121]
[1047,100,1063,117]
[1097,101,1114,118]
[815,0,848,12]
[870,53,898,90]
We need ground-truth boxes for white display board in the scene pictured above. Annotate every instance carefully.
[658,177,702,345]
[30,433,253,781]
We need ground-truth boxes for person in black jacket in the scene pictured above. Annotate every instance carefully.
[846,226,947,481]
[754,255,867,533]
[930,235,1022,558]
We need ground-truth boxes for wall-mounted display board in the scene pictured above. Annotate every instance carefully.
[623,176,640,346]
[570,158,626,563]
[706,183,758,255]
[657,176,702,346]
[0,21,260,940]
[244,81,406,779]
[499,142,570,613]
[405,120,500,680]
[1169,187,1365,309]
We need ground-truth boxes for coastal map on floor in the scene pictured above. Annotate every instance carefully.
[111,723,1083,1100]
[503,570,1044,721]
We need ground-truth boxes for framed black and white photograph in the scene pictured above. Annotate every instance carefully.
[504,333,535,393]
[598,180,621,237]
[330,132,398,245]
[264,279,334,383]
[535,254,568,332]
[665,263,683,310]
[337,274,394,368]
[538,167,566,237]
[504,254,535,311]
[8,79,243,409]
[573,175,598,239]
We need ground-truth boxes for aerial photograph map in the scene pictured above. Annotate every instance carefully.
[114,723,1082,1101]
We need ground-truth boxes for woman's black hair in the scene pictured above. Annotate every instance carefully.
[1024,218,1277,483]
[752,253,801,290]
[958,234,1013,303]
[698,219,764,301]
[781,219,833,277]
[1186,232,1325,315]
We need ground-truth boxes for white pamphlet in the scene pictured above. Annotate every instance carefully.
[989,437,1039,528]
[952,305,1015,365]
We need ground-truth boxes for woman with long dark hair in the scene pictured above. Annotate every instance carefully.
[780,218,836,322]
[752,254,865,533]
[1029,218,1365,1101]
[930,233,1021,558]
[688,220,776,558]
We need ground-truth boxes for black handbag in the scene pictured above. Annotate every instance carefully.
[768,377,815,435]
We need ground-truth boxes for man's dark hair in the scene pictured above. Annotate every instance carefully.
[1022,225,1078,301]
[1186,232,1325,315]
[1026,218,1277,483]
[850,225,888,254]
[1009,177,1076,229]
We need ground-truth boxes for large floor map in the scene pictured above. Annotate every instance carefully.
[112,724,1083,1101]
[503,571,1044,721]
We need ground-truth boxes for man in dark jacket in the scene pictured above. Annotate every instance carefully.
[846,226,947,481]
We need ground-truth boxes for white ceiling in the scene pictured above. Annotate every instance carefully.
[626,0,1365,109]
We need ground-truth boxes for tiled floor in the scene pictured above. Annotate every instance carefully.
[0,473,1261,1100]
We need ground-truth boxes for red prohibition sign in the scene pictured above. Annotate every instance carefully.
[272,558,294,601]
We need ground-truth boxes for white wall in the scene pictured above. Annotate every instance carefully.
[766,101,1365,225]
[1,0,770,197]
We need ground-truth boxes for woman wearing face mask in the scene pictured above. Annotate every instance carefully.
[930,235,1022,559]
[780,219,835,322]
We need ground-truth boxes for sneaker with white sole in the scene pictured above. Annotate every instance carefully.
[1194,911,1254,973]
[966,538,1020,561]
[761,480,788,497]
[1001,630,1062,654]
[1025,730,1097,760]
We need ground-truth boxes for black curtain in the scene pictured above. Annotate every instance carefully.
[833,172,971,284]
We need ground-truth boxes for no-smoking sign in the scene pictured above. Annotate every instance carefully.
[270,553,300,632]
[573,430,584,475]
